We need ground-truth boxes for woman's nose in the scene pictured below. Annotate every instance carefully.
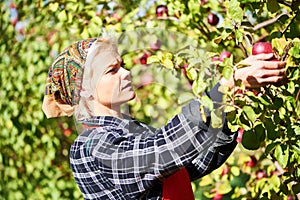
[120,67,131,79]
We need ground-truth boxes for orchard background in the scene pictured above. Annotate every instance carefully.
[1,0,299,199]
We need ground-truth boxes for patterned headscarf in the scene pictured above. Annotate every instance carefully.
[42,38,97,118]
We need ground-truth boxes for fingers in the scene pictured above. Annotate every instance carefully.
[260,60,286,69]
[235,64,286,89]
[243,53,274,63]
[259,68,286,78]
[251,53,274,61]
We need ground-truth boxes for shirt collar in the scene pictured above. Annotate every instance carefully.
[80,115,130,129]
[79,115,155,134]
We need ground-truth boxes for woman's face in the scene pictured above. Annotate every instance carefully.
[95,59,136,108]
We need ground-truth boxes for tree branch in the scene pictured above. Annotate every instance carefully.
[252,13,288,31]
[242,13,288,32]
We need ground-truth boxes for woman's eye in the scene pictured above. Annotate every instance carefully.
[108,68,117,73]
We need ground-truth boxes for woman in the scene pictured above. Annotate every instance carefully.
[42,34,285,200]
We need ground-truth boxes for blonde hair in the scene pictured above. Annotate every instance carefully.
[74,33,119,121]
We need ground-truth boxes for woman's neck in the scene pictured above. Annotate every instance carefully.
[93,102,123,118]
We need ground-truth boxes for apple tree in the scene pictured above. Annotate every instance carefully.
[0,0,299,200]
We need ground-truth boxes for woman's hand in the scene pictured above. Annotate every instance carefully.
[221,53,286,89]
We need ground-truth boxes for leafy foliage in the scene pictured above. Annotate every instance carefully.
[1,0,299,199]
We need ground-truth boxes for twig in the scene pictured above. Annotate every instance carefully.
[238,43,248,58]
[242,13,288,32]
[282,10,299,35]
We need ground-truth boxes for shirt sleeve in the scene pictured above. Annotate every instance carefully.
[88,83,234,198]
[182,83,238,181]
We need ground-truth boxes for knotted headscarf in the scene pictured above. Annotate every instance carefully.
[42,34,120,119]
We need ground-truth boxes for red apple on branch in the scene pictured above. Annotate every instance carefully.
[207,13,219,26]
[236,128,244,143]
[256,170,267,180]
[150,39,162,51]
[219,51,231,62]
[221,165,230,176]
[140,53,149,65]
[156,5,168,17]
[246,155,257,167]
[63,128,72,137]
[213,192,223,200]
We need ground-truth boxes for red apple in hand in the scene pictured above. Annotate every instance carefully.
[207,13,219,26]
[156,5,168,17]
[252,42,273,55]
[252,42,278,60]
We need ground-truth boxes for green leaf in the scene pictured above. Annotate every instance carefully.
[254,123,266,142]
[231,166,240,176]
[147,55,160,64]
[265,118,280,140]
[49,2,59,12]
[222,66,233,80]
[228,0,243,23]
[243,105,256,122]
[265,142,279,156]
[292,182,300,194]
[211,109,223,128]
[269,175,281,188]
[235,29,244,43]
[58,10,67,22]
[267,0,280,13]
[200,95,214,111]
[178,92,195,104]
[289,45,300,58]
[259,95,271,106]
[241,130,261,150]
[186,67,197,81]
[274,144,289,168]
[162,59,174,69]
[217,181,232,195]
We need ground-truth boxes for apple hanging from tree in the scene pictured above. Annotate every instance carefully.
[207,13,219,26]
[246,155,257,167]
[219,51,231,62]
[199,0,209,6]
[256,170,267,180]
[140,53,149,65]
[150,39,162,51]
[221,165,230,176]
[236,128,244,143]
[156,5,168,17]
[213,192,223,200]
[63,128,72,137]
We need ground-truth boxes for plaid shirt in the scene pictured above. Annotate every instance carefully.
[70,84,237,200]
